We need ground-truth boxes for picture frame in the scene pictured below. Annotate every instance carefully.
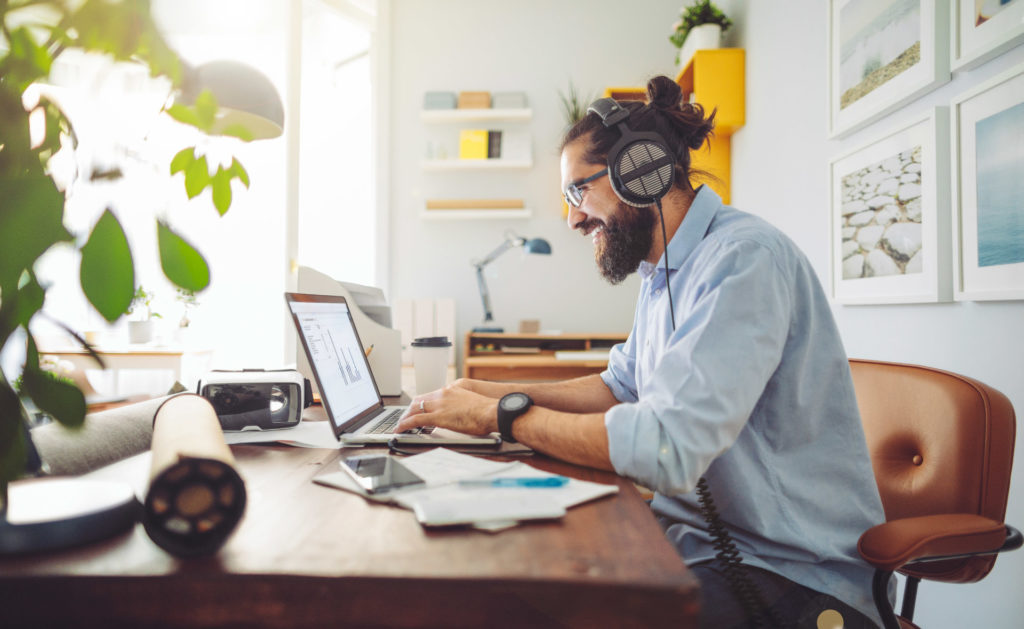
[829,107,952,304]
[951,0,1024,71]
[827,0,950,138]
[951,61,1024,301]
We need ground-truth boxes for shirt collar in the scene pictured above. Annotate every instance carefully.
[638,185,722,279]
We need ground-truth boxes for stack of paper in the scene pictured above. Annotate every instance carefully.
[314,448,618,531]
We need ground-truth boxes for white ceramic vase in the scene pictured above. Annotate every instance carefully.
[128,320,155,344]
[678,23,722,71]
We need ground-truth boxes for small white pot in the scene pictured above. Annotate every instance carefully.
[678,23,722,70]
[128,320,155,344]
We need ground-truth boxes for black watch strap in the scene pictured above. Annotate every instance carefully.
[497,392,533,443]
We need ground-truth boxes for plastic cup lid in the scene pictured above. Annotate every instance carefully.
[411,336,452,347]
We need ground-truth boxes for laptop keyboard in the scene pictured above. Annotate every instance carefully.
[368,408,434,435]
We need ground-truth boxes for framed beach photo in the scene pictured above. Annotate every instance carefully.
[951,62,1024,300]
[827,0,950,138]
[830,108,952,304]
[952,0,1024,71]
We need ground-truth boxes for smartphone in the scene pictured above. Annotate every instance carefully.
[340,454,425,494]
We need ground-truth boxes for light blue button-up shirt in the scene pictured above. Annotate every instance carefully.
[601,186,885,622]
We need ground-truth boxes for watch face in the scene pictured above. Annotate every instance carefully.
[501,393,529,412]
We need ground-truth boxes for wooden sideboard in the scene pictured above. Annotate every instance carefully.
[463,331,627,382]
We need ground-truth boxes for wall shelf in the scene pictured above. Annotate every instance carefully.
[422,158,532,171]
[421,108,532,123]
[420,209,533,220]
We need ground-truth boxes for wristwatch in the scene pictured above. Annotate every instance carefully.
[497,392,533,443]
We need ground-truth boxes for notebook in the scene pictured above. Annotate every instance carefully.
[285,292,501,446]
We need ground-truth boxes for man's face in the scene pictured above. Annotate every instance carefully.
[561,140,656,284]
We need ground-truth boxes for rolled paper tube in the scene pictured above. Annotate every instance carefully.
[143,393,247,557]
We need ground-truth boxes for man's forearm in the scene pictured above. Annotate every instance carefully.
[461,373,619,414]
[511,407,613,471]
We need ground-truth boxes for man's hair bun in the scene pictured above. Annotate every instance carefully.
[646,75,683,111]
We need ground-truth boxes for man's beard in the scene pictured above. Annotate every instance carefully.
[592,202,656,284]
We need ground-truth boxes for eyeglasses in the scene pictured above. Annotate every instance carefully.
[563,168,608,208]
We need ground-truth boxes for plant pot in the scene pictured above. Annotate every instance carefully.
[128,320,155,344]
[678,23,722,71]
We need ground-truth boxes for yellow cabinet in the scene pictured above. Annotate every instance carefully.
[675,48,745,204]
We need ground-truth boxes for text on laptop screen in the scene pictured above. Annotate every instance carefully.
[291,300,378,423]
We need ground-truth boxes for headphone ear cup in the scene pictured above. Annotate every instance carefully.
[607,137,675,207]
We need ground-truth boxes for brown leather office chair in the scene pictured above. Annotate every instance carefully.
[849,359,1021,629]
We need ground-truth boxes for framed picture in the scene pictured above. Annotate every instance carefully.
[952,0,1024,71]
[827,0,950,138]
[830,108,952,304]
[951,62,1024,300]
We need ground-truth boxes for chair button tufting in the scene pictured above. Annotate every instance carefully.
[912,454,923,466]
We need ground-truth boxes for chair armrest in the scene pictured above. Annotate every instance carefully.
[858,514,1008,572]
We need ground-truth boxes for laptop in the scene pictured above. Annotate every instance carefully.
[285,292,501,446]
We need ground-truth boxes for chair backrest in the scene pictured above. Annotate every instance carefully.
[849,359,1016,583]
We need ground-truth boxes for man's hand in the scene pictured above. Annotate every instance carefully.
[395,384,500,435]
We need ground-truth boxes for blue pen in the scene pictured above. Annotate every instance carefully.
[458,476,569,488]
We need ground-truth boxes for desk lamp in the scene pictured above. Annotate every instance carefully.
[472,231,552,333]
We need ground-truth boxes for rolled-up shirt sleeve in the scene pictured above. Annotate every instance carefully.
[604,238,792,495]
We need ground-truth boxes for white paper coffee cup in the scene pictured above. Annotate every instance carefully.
[411,336,452,394]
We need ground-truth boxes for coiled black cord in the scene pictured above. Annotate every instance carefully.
[696,477,783,628]
[655,199,781,627]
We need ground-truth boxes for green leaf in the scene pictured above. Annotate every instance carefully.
[158,222,210,291]
[211,167,232,216]
[194,89,218,131]
[229,158,250,188]
[0,380,28,490]
[0,175,73,289]
[23,336,86,429]
[184,154,210,199]
[80,209,135,322]
[0,273,45,348]
[166,103,201,128]
[170,147,195,175]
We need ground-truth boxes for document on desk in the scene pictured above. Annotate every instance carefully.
[314,448,618,531]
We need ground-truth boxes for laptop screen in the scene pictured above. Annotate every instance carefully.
[286,293,383,433]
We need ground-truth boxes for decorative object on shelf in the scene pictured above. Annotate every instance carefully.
[471,231,552,332]
[669,0,732,67]
[425,199,525,211]
[457,91,491,108]
[458,129,490,159]
[127,286,163,344]
[952,0,1024,72]
[827,0,949,138]
[175,288,199,342]
[829,108,951,305]
[950,61,1024,301]
[492,91,527,109]
[423,91,457,110]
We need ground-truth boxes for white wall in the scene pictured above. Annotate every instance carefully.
[388,0,688,359]
[732,2,1024,627]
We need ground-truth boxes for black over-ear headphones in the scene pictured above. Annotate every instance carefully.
[586,98,675,207]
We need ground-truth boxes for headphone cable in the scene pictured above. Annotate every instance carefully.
[654,197,780,628]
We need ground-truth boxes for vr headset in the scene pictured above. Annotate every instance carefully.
[197,369,313,431]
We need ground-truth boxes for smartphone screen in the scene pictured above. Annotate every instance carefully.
[340,454,425,494]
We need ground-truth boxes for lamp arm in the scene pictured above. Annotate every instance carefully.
[475,236,524,268]
[474,265,494,323]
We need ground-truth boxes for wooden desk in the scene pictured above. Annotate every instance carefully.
[0,445,698,627]
[464,331,628,382]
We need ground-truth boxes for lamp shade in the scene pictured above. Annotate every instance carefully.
[523,238,551,255]
[180,60,284,139]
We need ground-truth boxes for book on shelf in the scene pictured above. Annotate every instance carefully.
[425,199,525,210]
[458,129,489,159]
[487,130,502,158]
[457,91,491,109]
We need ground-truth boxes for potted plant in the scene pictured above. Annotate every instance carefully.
[0,0,256,504]
[126,286,162,344]
[669,0,733,68]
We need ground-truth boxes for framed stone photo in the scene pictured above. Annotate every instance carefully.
[951,62,1024,301]
[952,0,1024,71]
[827,0,950,138]
[830,108,952,304]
